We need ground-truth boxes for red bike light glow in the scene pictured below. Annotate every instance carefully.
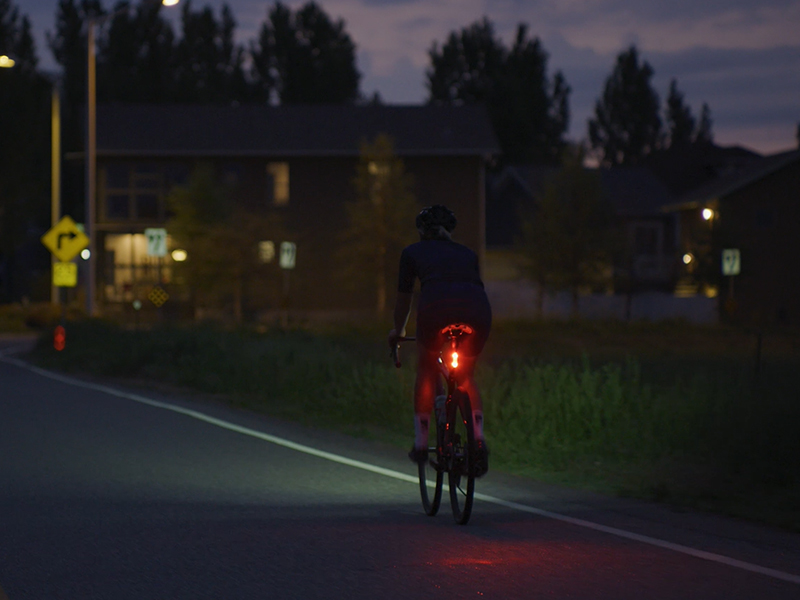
[451,351,459,369]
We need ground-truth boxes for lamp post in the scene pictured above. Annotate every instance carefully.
[85,0,179,316]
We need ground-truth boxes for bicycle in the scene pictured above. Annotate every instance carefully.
[392,324,478,525]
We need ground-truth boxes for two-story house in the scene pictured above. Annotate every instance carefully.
[88,103,498,318]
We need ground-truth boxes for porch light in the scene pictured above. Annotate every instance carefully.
[171,249,188,262]
[702,208,714,221]
[683,253,694,265]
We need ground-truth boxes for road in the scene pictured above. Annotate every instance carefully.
[1,336,799,599]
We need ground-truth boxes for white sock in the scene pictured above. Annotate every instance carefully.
[472,410,484,440]
[414,414,430,449]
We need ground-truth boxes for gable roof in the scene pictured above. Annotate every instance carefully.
[664,148,800,211]
[95,103,499,158]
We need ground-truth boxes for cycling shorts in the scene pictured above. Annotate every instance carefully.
[415,282,492,357]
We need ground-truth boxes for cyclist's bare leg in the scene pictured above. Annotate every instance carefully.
[412,345,439,450]
[454,355,485,440]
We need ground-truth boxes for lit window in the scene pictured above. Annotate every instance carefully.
[267,162,289,206]
[259,240,275,263]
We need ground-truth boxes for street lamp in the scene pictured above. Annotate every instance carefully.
[85,0,180,316]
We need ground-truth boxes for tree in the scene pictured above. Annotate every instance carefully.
[97,1,177,103]
[665,78,695,147]
[589,46,661,166]
[427,18,570,164]
[251,1,360,104]
[517,146,616,316]
[0,0,50,301]
[339,134,418,313]
[172,1,251,103]
[167,164,285,323]
[694,102,713,145]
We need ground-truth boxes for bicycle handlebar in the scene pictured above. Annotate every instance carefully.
[391,336,416,368]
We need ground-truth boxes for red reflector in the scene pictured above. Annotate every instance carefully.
[54,325,66,351]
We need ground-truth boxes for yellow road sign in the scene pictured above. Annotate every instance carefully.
[148,286,169,307]
[53,261,78,287]
[41,216,89,262]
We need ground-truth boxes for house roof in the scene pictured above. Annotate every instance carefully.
[663,148,800,211]
[491,164,675,217]
[94,103,500,158]
[643,142,763,196]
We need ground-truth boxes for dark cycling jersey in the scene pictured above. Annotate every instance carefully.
[397,239,491,356]
[397,240,483,294]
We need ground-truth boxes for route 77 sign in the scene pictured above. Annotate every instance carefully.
[145,228,168,257]
[722,249,741,276]
[279,241,296,269]
[41,216,89,262]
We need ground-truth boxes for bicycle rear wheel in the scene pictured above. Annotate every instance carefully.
[447,390,475,524]
[418,405,444,516]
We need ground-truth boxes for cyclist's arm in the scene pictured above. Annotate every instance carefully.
[392,291,413,337]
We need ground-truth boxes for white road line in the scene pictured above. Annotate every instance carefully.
[4,355,800,586]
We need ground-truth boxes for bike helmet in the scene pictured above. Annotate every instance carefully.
[416,204,457,234]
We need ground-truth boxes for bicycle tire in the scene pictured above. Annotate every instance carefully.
[447,390,475,524]
[418,405,444,516]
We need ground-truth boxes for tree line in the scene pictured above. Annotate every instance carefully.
[1,0,723,305]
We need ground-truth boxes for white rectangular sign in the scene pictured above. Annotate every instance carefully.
[145,228,168,257]
[722,248,741,276]
[279,242,296,269]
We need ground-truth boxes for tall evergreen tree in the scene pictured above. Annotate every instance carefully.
[251,1,360,104]
[588,46,662,166]
[665,78,695,148]
[0,0,50,300]
[97,1,176,102]
[427,18,569,164]
[173,1,250,103]
[694,102,713,145]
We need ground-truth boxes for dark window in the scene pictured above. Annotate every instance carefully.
[107,194,130,219]
[136,194,159,220]
[106,164,130,188]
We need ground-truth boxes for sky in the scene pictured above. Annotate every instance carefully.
[21,0,800,155]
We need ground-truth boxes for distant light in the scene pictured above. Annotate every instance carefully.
[133,300,142,310]
[0,55,15,68]
[683,253,694,265]
[81,249,91,260]
[171,249,188,262]
[162,0,180,6]
[702,208,714,221]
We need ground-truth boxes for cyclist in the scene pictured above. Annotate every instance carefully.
[388,204,492,476]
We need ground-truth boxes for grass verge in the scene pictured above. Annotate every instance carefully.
[26,318,800,531]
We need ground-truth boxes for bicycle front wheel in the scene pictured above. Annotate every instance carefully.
[447,390,475,524]
[419,405,444,516]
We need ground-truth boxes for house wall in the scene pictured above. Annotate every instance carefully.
[95,154,486,314]
[719,160,800,329]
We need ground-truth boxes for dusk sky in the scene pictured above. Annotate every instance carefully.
[22,0,800,155]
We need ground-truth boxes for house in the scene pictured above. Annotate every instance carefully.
[88,103,498,317]
[486,164,678,290]
[663,149,800,329]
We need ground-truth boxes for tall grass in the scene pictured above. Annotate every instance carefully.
[29,320,800,528]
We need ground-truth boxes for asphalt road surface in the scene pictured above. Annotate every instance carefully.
[1,336,799,599]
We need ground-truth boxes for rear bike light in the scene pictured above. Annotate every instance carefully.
[451,351,459,369]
